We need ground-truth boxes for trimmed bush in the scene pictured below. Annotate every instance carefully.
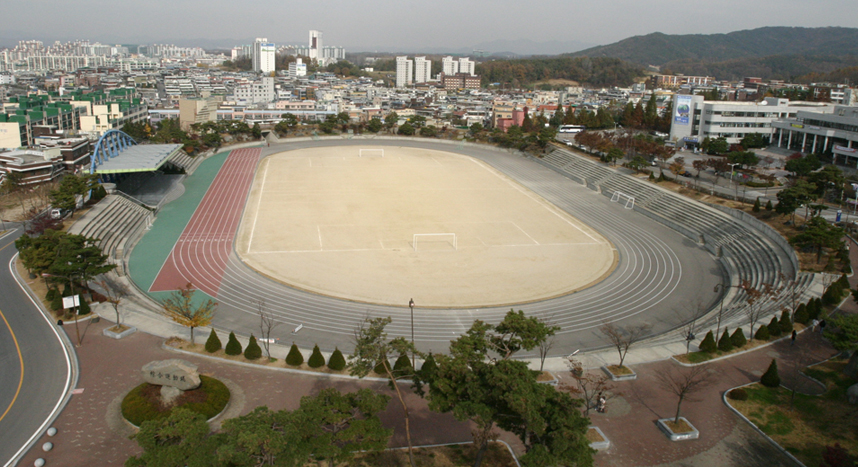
[730,328,747,348]
[286,343,304,366]
[244,335,262,360]
[121,375,230,427]
[807,299,821,321]
[699,330,717,353]
[728,388,748,401]
[77,299,91,315]
[779,310,793,334]
[836,274,850,290]
[767,317,782,337]
[765,200,773,211]
[718,329,734,352]
[373,359,388,375]
[224,332,242,356]
[752,198,761,212]
[91,184,107,201]
[308,344,325,368]
[420,352,438,382]
[393,353,413,377]
[793,304,809,325]
[50,294,63,312]
[754,325,770,341]
[204,329,222,353]
[327,347,346,371]
[45,288,58,301]
[822,284,843,306]
[761,359,781,388]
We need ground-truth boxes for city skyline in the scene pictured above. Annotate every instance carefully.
[3,0,858,55]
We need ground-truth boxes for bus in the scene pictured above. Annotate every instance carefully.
[558,125,586,134]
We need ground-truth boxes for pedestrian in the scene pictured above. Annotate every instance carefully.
[791,329,797,346]
[812,319,819,332]
[600,396,608,414]
[820,319,827,333]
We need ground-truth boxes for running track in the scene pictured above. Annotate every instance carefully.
[150,148,261,296]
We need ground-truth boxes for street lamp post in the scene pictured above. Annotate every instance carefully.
[713,282,744,339]
[408,298,415,369]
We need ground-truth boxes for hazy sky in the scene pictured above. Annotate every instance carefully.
[4,0,858,53]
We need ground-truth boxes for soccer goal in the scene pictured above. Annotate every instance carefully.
[359,148,384,157]
[610,191,635,209]
[413,233,458,251]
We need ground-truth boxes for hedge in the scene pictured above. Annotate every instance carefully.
[308,345,325,368]
[728,388,748,400]
[121,375,230,427]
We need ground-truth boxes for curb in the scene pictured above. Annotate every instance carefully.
[722,383,806,467]
[669,328,804,367]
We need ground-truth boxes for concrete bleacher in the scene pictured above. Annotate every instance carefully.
[69,195,151,270]
[539,146,803,316]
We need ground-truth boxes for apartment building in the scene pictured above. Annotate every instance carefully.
[396,56,413,88]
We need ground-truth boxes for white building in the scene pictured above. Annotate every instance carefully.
[288,58,307,78]
[442,56,458,76]
[252,38,275,74]
[668,95,833,146]
[772,105,858,165]
[308,30,322,60]
[458,57,475,76]
[396,56,413,88]
[234,77,275,104]
[414,56,431,83]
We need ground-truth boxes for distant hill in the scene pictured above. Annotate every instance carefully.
[569,27,858,67]
[476,56,644,88]
[662,54,858,82]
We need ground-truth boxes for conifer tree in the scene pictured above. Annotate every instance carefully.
[204,329,222,353]
[225,331,242,356]
[761,359,781,387]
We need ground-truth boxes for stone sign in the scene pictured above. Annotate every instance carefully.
[141,359,201,391]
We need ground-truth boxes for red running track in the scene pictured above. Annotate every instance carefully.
[150,148,261,296]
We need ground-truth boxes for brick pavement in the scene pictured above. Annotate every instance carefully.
[20,320,838,467]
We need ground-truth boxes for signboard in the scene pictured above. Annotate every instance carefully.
[683,136,699,143]
[674,95,692,126]
[62,295,80,309]
[834,145,856,153]
[790,123,804,129]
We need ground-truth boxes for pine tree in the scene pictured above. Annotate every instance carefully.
[761,359,781,388]
[730,328,747,348]
[767,316,782,337]
[765,200,773,211]
[204,329,222,353]
[419,352,438,382]
[225,332,242,356]
[779,310,793,334]
[699,330,717,353]
[77,299,91,315]
[244,334,262,360]
[753,198,761,213]
[327,347,346,371]
[807,299,821,321]
[793,304,809,325]
[286,343,304,366]
[373,359,388,375]
[393,353,414,377]
[308,344,325,368]
[754,325,770,341]
[718,328,734,352]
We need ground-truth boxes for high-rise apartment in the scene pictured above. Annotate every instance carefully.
[396,56,413,88]
[458,57,475,76]
[252,38,275,74]
[414,56,432,83]
[442,56,458,76]
[308,30,322,60]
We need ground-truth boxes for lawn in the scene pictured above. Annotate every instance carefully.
[728,359,857,466]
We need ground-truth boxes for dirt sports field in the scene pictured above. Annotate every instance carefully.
[235,146,616,307]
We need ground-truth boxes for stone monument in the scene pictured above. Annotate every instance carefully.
[141,359,202,406]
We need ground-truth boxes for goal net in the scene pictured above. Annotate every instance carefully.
[413,233,457,251]
[359,148,384,157]
[610,191,635,210]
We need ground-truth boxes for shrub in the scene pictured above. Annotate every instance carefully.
[767,317,782,337]
[121,375,230,426]
[779,310,793,334]
[286,343,304,366]
[648,172,655,181]
[807,299,821,321]
[822,284,842,306]
[77,299,91,315]
[836,274,850,290]
[765,200,773,211]
[224,332,242,356]
[91,184,107,201]
[51,294,63,311]
[793,304,809,325]
[728,388,748,400]
[393,353,413,377]
[718,329,734,352]
[699,330,717,353]
[373,359,389,375]
[730,328,747,349]
[308,344,325,368]
[761,359,781,388]
[204,329,222,353]
[420,352,438,382]
[327,347,346,371]
[45,288,57,301]
[752,198,761,212]
[754,325,770,341]
[244,335,262,360]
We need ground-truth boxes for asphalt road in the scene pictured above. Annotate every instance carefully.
[0,228,74,467]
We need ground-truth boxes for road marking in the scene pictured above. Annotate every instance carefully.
[0,239,24,424]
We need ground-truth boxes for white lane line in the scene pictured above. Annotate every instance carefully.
[246,157,271,254]
[510,221,539,245]
[6,253,73,467]
[317,225,324,250]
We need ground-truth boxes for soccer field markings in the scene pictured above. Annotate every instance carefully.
[246,156,270,254]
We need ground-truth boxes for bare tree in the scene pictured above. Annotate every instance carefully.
[779,272,803,318]
[253,299,280,359]
[96,277,128,328]
[681,301,708,355]
[655,363,713,423]
[743,280,779,340]
[564,357,615,416]
[600,322,652,369]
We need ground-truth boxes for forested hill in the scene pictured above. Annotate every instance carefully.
[568,27,858,66]
[475,57,644,88]
[662,54,858,82]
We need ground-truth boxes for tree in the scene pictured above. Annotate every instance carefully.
[718,328,734,352]
[205,329,222,353]
[127,408,220,467]
[225,332,242,356]
[419,125,438,137]
[784,154,822,178]
[776,180,816,223]
[565,357,615,416]
[655,364,713,424]
[397,122,415,136]
[753,198,761,212]
[244,335,262,360]
[605,147,624,166]
[761,359,781,387]
[294,388,392,467]
[308,344,325,368]
[730,328,747,348]
[254,299,279,359]
[599,322,651,369]
[384,112,399,130]
[49,232,115,287]
[96,277,128,327]
[669,156,686,176]
[791,216,845,263]
[726,151,759,169]
[251,122,262,139]
[328,348,346,371]
[217,406,305,466]
[824,313,858,378]
[366,118,383,133]
[349,316,419,467]
[699,330,717,353]
[706,137,729,155]
[286,343,304,366]
[159,282,217,345]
